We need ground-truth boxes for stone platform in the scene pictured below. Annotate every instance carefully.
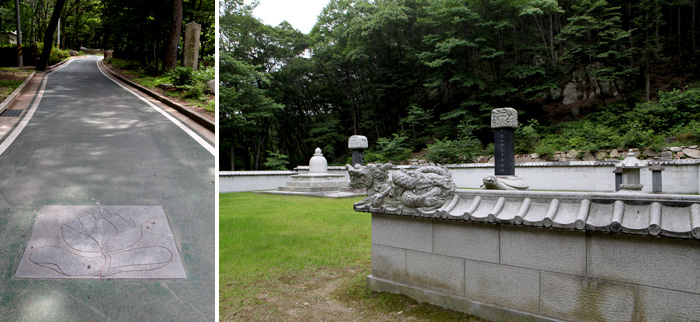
[278,173,349,192]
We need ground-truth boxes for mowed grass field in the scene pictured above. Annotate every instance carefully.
[219,192,485,321]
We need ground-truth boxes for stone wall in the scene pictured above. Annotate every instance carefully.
[366,190,700,322]
[219,171,297,193]
[222,161,700,194]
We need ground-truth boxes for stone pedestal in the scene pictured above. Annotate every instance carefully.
[183,22,201,71]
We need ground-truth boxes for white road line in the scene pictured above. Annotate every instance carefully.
[0,59,76,157]
[96,60,215,156]
[0,69,50,157]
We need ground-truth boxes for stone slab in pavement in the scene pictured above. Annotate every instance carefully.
[15,205,186,279]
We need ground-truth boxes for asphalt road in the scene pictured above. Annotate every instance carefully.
[0,57,215,321]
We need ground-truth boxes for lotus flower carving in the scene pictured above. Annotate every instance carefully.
[29,209,173,277]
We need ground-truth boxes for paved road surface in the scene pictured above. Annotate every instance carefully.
[0,57,215,321]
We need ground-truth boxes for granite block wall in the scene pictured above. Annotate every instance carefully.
[370,214,700,322]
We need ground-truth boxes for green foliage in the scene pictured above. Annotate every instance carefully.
[263,151,290,170]
[515,120,540,154]
[106,57,142,70]
[168,67,196,86]
[218,0,700,169]
[194,66,215,83]
[181,83,207,99]
[371,134,413,163]
[426,136,482,164]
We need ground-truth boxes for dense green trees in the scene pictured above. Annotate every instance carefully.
[222,0,700,170]
[0,0,214,70]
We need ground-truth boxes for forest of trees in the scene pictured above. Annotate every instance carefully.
[221,0,700,170]
[0,0,214,70]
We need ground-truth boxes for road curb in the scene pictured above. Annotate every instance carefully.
[0,71,37,114]
[99,60,215,132]
[44,57,72,71]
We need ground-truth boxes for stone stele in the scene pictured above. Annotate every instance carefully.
[183,22,201,71]
[491,107,518,129]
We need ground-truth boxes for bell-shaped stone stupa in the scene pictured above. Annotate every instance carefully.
[278,147,349,192]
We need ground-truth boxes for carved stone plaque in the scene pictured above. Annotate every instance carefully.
[348,135,368,149]
[15,205,186,279]
[491,107,518,129]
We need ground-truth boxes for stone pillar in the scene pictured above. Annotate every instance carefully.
[348,135,368,166]
[649,160,665,193]
[491,108,517,176]
[183,22,201,71]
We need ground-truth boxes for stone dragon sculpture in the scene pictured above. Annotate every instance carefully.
[345,163,456,212]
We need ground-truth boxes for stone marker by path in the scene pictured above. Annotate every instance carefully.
[183,22,201,71]
[482,107,528,190]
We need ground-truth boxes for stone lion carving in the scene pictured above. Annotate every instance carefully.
[346,163,456,212]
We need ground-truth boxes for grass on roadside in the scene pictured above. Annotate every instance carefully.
[219,192,486,322]
[0,68,33,102]
[106,58,214,112]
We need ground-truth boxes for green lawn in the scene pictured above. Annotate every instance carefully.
[219,192,484,321]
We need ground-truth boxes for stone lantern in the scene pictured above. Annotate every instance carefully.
[616,150,647,192]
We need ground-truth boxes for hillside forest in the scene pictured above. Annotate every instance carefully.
[221,0,700,170]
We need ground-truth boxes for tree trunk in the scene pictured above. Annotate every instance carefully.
[679,6,682,56]
[694,0,697,55]
[230,144,235,171]
[36,0,66,71]
[163,0,183,71]
[549,13,555,65]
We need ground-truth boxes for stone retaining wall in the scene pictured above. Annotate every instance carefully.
[365,190,700,322]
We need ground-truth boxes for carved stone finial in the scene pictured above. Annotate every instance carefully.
[491,107,518,129]
[348,135,368,149]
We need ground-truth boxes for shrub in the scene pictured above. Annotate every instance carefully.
[264,151,289,170]
[620,121,656,148]
[181,83,207,99]
[107,58,142,70]
[426,136,482,164]
[168,66,195,86]
[515,120,540,154]
[368,134,413,163]
[194,66,215,83]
